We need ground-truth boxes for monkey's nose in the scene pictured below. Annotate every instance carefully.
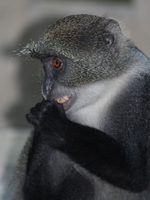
[45,85,52,96]
[42,79,53,99]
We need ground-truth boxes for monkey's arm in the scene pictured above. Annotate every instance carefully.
[27,100,149,192]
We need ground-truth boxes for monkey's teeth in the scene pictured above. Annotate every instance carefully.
[56,96,69,104]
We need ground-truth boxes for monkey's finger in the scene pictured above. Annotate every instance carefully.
[30,106,43,118]
[26,113,39,127]
[53,102,67,120]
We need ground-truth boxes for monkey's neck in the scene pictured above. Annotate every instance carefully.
[66,66,140,131]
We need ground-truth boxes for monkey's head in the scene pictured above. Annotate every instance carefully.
[21,14,130,112]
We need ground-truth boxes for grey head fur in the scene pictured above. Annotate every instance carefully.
[20,14,132,87]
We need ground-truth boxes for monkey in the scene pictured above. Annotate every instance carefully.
[14,14,150,200]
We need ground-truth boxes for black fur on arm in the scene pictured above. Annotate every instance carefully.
[26,100,149,193]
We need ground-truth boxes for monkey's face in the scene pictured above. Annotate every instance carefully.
[40,55,77,111]
[40,54,105,112]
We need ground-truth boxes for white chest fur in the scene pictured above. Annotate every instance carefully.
[66,67,137,131]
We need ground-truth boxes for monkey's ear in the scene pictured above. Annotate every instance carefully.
[103,19,122,54]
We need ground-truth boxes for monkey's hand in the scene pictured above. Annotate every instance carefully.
[26,101,148,193]
[26,100,68,137]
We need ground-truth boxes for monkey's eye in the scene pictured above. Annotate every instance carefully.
[41,61,45,68]
[53,58,62,68]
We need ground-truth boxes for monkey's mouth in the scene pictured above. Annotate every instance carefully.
[55,95,70,104]
[55,95,73,111]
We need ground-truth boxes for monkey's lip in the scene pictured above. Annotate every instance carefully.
[55,95,71,104]
[55,95,75,111]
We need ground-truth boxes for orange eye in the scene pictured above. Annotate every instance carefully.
[53,58,61,68]
[41,61,45,67]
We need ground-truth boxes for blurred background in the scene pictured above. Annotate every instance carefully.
[0,0,150,199]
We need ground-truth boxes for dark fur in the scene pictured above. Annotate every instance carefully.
[24,78,150,199]
[15,14,150,200]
